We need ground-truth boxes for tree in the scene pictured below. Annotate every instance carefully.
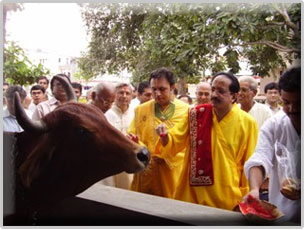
[4,42,50,86]
[79,3,301,92]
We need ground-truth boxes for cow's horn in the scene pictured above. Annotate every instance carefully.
[53,75,77,102]
[14,92,47,133]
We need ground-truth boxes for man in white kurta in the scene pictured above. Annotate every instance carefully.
[101,83,134,189]
[248,101,273,129]
[243,66,301,223]
[244,111,300,222]
[105,103,134,135]
[238,76,272,129]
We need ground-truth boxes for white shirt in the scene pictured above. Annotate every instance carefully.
[3,108,32,133]
[244,111,301,222]
[129,98,140,113]
[102,103,135,189]
[265,102,282,115]
[248,101,273,129]
[28,101,38,113]
[105,103,134,135]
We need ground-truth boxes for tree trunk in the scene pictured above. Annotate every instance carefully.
[176,78,188,95]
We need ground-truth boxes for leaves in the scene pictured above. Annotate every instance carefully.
[4,42,50,85]
[78,3,300,87]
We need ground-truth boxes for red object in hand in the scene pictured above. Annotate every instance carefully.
[160,133,166,137]
[239,194,284,222]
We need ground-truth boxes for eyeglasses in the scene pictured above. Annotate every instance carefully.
[240,88,251,93]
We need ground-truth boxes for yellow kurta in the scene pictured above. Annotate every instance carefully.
[128,99,189,198]
[156,103,258,210]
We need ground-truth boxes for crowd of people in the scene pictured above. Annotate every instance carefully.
[3,65,301,223]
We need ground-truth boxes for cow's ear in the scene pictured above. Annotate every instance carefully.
[18,146,54,188]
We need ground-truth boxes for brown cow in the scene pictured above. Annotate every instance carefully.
[6,76,150,223]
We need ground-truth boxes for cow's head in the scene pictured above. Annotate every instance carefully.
[14,76,150,206]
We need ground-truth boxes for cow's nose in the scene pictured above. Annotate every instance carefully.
[137,147,150,167]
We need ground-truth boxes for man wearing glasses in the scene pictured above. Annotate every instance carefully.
[32,74,71,120]
[237,76,272,129]
[91,82,116,113]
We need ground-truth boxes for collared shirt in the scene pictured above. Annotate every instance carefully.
[3,108,32,133]
[244,111,301,223]
[105,103,134,135]
[32,97,61,121]
[265,101,282,115]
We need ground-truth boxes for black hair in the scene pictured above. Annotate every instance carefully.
[36,76,49,85]
[211,72,240,94]
[137,81,150,94]
[178,94,193,104]
[149,67,176,86]
[50,73,71,91]
[30,84,46,94]
[264,82,279,94]
[71,82,83,94]
[278,66,301,93]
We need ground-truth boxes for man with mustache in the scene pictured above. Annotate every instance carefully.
[243,66,301,223]
[237,76,272,129]
[127,67,189,198]
[156,72,258,211]
[32,74,71,120]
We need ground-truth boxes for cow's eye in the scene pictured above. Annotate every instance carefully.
[76,127,93,141]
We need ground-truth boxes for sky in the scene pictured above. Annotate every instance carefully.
[5,3,89,57]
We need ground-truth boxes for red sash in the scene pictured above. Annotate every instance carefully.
[189,104,214,186]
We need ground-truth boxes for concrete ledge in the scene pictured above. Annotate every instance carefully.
[78,183,247,226]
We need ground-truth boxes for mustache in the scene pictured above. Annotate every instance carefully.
[211,97,221,103]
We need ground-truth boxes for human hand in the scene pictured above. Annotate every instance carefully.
[155,123,169,146]
[242,189,260,202]
[155,123,168,137]
[127,133,139,144]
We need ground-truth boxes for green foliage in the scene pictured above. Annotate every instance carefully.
[4,42,50,86]
[79,3,301,86]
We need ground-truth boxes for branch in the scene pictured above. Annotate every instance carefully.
[278,4,300,39]
[242,40,300,53]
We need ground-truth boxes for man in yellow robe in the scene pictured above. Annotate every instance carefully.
[156,72,258,211]
[127,67,189,198]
